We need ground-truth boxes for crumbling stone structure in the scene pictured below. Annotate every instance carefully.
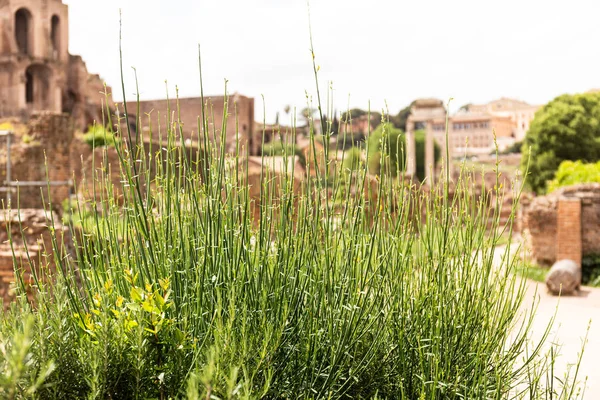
[0,208,67,306]
[405,99,447,183]
[0,112,73,209]
[0,0,112,131]
[134,94,257,155]
[521,184,600,266]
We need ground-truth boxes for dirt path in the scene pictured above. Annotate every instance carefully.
[521,280,600,398]
[493,242,598,397]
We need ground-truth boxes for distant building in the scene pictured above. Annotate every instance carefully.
[254,122,296,147]
[338,114,376,137]
[410,97,540,157]
[0,0,112,130]
[430,111,513,156]
[468,98,540,142]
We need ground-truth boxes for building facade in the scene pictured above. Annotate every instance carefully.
[411,97,540,158]
[468,98,540,142]
[0,0,111,129]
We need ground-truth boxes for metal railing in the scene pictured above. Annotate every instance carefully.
[0,130,72,207]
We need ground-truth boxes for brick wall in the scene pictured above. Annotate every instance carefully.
[0,209,68,306]
[0,112,73,209]
[556,197,582,265]
[134,94,256,155]
[521,184,600,265]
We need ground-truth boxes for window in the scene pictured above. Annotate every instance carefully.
[15,8,33,55]
[25,70,33,103]
[51,15,61,58]
[25,65,51,108]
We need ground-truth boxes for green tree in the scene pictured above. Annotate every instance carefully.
[367,123,404,177]
[340,108,382,130]
[342,147,363,174]
[522,92,600,193]
[340,108,369,120]
[83,124,118,148]
[367,123,440,181]
[390,101,415,131]
[414,129,441,181]
[547,160,600,192]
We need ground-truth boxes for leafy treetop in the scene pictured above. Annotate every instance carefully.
[522,92,600,193]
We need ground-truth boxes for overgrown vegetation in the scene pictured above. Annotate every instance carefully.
[522,92,600,194]
[517,263,549,283]
[0,23,586,400]
[581,254,600,286]
[83,124,118,148]
[548,160,600,192]
[501,140,523,155]
[367,123,440,181]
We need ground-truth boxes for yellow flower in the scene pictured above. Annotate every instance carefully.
[83,313,95,332]
[93,293,102,307]
[104,279,114,294]
[116,296,124,308]
[159,277,170,292]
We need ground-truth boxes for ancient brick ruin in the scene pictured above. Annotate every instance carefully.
[134,94,258,155]
[521,184,600,266]
[0,208,67,305]
[0,112,73,209]
[0,0,112,130]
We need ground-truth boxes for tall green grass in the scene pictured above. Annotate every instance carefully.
[0,26,586,400]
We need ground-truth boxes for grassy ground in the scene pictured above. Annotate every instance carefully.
[518,263,549,283]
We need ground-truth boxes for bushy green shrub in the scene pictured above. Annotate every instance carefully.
[501,140,523,154]
[548,160,600,192]
[342,147,362,173]
[83,124,118,148]
[336,131,364,150]
[0,92,584,397]
[582,254,600,286]
[0,34,585,400]
[367,124,440,181]
[367,122,404,177]
[522,92,600,194]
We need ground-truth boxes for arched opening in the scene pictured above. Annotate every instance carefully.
[51,15,60,58]
[25,65,52,109]
[15,8,33,55]
[25,70,34,103]
[62,89,77,113]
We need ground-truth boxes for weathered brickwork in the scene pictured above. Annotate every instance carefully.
[0,112,73,209]
[134,94,257,155]
[0,0,112,130]
[521,184,600,266]
[556,197,582,265]
[0,209,67,306]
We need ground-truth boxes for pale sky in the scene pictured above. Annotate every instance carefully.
[63,0,600,124]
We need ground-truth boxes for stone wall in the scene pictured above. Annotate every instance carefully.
[134,94,257,155]
[521,184,600,265]
[0,209,68,306]
[0,112,73,209]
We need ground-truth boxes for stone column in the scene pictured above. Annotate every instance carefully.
[425,122,434,185]
[405,117,416,178]
[556,197,582,266]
